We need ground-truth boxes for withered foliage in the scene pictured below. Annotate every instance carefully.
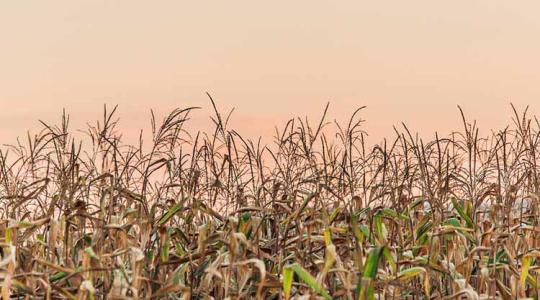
[1,100,540,299]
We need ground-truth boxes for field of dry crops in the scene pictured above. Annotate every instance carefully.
[2,100,540,299]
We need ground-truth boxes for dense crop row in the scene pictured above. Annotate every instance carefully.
[1,100,540,299]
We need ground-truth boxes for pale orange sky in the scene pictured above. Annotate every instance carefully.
[1,1,540,144]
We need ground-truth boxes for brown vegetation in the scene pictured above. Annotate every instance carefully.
[1,98,540,299]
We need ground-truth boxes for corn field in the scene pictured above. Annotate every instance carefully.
[2,99,540,299]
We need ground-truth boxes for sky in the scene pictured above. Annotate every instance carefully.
[1,1,540,145]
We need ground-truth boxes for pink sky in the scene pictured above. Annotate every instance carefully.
[1,1,540,145]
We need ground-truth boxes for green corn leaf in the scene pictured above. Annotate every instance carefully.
[358,246,384,300]
[451,197,474,228]
[84,247,100,260]
[397,267,426,282]
[282,265,294,300]
[383,246,396,274]
[49,272,68,282]
[157,203,183,226]
[284,263,332,300]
